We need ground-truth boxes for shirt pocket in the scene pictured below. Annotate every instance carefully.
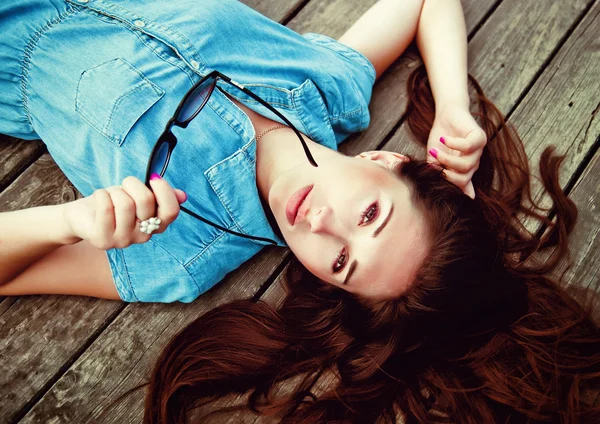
[75,58,165,147]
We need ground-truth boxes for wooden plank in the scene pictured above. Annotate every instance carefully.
[0,297,17,317]
[466,0,591,113]
[0,136,46,194]
[0,153,81,213]
[240,0,306,23]
[462,0,500,34]
[550,146,600,300]
[509,2,600,227]
[17,248,285,424]
[0,158,106,424]
[0,298,125,415]
[0,2,306,423]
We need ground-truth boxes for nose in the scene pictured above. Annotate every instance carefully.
[309,205,337,235]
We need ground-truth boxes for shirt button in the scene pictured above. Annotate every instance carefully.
[190,60,200,70]
[133,20,146,28]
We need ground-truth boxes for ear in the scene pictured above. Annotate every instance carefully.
[356,150,409,170]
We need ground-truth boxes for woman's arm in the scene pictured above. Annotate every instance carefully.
[338,0,468,107]
[0,204,77,286]
[0,201,123,299]
[0,176,185,298]
[414,0,486,198]
[0,203,124,299]
[338,0,425,80]
[415,0,470,109]
[340,0,486,198]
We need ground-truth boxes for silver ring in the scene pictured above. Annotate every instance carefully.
[139,217,161,235]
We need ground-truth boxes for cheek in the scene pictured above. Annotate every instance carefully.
[288,238,329,280]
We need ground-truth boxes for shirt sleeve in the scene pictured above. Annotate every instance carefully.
[302,33,377,144]
[105,241,201,303]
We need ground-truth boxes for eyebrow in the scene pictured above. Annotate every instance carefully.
[372,203,394,238]
[342,204,394,285]
[342,260,357,285]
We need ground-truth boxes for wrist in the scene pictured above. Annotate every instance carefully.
[435,93,471,113]
[56,203,83,245]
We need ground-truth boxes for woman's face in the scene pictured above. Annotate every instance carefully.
[267,148,430,299]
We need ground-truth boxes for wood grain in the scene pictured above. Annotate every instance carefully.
[240,0,306,23]
[0,136,46,194]
[466,0,591,113]
[509,1,600,229]
[0,153,81,213]
[545,146,600,300]
[0,297,123,420]
[18,247,285,424]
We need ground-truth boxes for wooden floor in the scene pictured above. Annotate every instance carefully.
[1,0,599,422]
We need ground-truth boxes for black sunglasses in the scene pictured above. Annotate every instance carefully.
[145,70,318,245]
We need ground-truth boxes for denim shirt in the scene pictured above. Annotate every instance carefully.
[0,0,376,302]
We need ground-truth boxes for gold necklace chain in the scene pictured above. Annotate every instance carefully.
[255,125,289,142]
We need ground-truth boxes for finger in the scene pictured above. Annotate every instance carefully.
[148,175,181,232]
[93,189,116,248]
[442,169,472,189]
[465,181,476,199]
[173,188,188,204]
[466,128,487,149]
[106,187,139,246]
[121,176,156,221]
[440,129,487,155]
[439,135,476,154]
[430,148,479,174]
[442,170,476,199]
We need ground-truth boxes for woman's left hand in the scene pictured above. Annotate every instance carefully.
[426,102,487,199]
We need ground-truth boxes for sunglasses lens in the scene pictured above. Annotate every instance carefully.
[149,141,170,176]
[177,77,217,122]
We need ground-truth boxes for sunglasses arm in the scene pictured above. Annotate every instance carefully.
[222,75,319,168]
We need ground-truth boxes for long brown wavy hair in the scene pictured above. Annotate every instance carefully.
[142,65,600,423]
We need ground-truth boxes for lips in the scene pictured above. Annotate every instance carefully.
[286,185,313,226]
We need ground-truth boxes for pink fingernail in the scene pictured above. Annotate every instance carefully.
[182,192,188,202]
[150,173,161,181]
[429,149,438,158]
[439,137,446,144]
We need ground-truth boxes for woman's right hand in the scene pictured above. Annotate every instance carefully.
[426,101,487,199]
[61,175,187,250]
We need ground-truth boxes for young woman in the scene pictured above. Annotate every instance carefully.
[1,0,599,422]
[0,0,482,301]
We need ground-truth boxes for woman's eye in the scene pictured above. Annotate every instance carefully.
[360,202,379,225]
[332,248,347,274]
